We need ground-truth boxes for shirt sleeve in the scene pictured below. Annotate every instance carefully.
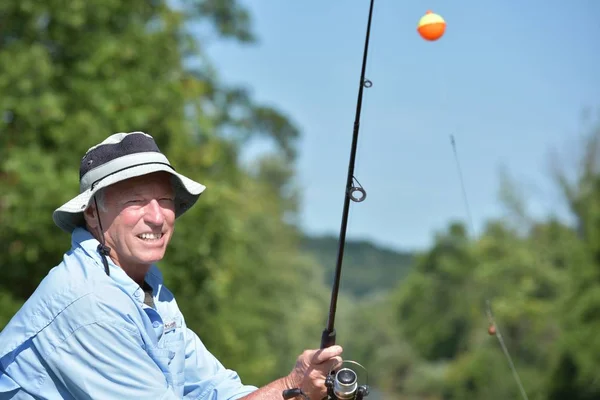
[43,319,181,400]
[182,328,258,399]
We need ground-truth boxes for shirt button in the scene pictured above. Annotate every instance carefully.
[152,321,160,328]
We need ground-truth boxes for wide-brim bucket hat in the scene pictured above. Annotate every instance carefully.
[52,131,206,233]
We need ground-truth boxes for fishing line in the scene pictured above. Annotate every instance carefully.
[450,135,475,235]
[450,135,530,400]
[433,14,528,397]
[421,15,529,399]
[486,300,530,400]
[425,13,530,399]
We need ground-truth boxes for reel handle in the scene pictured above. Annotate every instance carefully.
[282,388,309,400]
[355,386,368,400]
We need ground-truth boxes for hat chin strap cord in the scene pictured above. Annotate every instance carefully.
[93,195,111,276]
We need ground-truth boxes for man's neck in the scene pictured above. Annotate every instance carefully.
[109,256,151,287]
[127,267,151,287]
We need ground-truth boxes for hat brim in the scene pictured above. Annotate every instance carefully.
[52,163,206,233]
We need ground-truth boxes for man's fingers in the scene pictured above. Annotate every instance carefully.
[311,345,343,364]
[317,356,343,376]
[332,356,343,370]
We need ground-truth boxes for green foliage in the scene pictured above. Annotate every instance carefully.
[394,222,475,361]
[301,234,414,298]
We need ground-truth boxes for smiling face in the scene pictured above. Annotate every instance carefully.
[84,172,176,283]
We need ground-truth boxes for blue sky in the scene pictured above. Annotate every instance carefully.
[198,0,600,251]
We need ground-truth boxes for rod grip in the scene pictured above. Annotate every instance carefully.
[321,328,336,349]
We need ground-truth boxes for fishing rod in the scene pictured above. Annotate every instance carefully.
[282,0,376,399]
[450,135,529,400]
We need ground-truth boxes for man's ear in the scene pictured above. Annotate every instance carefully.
[83,204,99,229]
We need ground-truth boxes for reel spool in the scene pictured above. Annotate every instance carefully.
[325,360,370,400]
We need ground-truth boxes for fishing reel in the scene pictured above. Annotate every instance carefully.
[325,360,370,400]
[282,360,370,400]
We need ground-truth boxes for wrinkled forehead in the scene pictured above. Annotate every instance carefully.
[105,172,175,198]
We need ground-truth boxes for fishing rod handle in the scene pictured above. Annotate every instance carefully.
[321,328,336,349]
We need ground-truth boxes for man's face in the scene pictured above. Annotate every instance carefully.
[90,172,176,273]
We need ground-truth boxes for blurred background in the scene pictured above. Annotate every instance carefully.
[1,0,599,399]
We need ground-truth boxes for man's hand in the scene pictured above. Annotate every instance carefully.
[284,345,343,399]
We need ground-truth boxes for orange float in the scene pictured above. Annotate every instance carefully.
[417,10,446,41]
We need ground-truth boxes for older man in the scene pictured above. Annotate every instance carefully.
[0,132,342,399]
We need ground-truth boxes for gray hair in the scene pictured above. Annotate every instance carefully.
[92,189,107,212]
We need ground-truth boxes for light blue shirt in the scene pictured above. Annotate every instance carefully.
[0,228,258,399]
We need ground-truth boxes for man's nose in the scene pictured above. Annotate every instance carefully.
[143,199,165,225]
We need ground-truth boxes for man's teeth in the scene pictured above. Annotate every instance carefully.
[138,233,163,240]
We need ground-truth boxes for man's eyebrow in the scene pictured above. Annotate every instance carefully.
[121,190,142,197]
[122,190,174,198]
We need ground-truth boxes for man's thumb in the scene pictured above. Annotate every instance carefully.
[312,345,343,364]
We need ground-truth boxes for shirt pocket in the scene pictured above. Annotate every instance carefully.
[159,330,186,387]
[146,334,185,393]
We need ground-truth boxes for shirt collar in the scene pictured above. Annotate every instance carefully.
[71,227,161,301]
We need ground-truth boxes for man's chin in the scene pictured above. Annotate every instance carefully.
[130,250,166,266]
[142,255,165,265]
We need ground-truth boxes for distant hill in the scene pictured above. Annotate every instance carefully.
[300,234,416,298]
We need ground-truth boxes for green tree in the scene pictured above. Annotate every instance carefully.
[393,222,476,362]
[372,119,600,399]
[546,121,600,399]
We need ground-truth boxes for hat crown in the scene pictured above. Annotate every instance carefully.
[79,132,162,180]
